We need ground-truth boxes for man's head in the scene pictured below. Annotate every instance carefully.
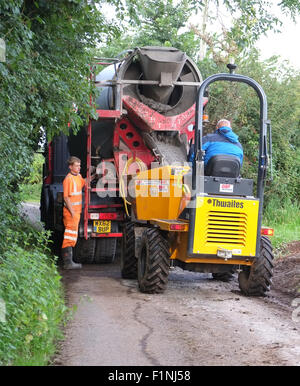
[216,119,231,129]
[68,156,81,175]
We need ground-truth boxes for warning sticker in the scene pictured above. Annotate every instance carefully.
[219,183,234,193]
[136,180,169,187]
[158,184,169,193]
[135,180,169,193]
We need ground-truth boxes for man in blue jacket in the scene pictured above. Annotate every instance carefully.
[202,119,243,166]
[188,119,243,167]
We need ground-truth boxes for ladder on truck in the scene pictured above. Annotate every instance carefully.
[83,58,124,240]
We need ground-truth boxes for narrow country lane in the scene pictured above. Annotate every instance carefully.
[53,262,300,366]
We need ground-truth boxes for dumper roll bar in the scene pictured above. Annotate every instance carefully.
[191,71,271,257]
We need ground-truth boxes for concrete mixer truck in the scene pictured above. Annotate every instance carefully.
[40,46,274,296]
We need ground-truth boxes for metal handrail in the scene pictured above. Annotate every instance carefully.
[94,79,202,86]
[190,70,270,257]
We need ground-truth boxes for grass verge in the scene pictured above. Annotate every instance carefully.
[264,198,300,253]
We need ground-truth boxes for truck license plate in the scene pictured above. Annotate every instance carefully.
[93,220,111,233]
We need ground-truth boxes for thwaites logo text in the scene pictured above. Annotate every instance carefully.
[209,198,244,209]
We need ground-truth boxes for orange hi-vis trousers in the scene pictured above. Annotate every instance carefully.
[62,208,81,248]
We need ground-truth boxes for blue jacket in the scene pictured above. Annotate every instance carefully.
[188,126,243,166]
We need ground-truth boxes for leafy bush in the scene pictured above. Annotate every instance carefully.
[198,52,300,207]
[0,0,115,254]
[0,246,67,365]
[19,153,44,202]
[25,153,44,185]
[264,198,300,250]
[19,183,42,204]
[0,216,69,365]
[0,0,120,366]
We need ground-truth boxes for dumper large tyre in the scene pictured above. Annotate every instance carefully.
[238,236,274,296]
[120,222,137,279]
[138,228,170,294]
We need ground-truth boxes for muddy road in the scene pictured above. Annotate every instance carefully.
[22,203,300,366]
[54,258,300,366]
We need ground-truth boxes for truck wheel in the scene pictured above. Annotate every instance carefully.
[74,238,96,264]
[40,185,50,227]
[94,237,117,264]
[238,236,274,296]
[121,222,137,279]
[94,222,118,264]
[138,228,170,294]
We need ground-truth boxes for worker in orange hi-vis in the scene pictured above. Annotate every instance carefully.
[61,156,86,269]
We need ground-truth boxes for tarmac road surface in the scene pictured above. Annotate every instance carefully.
[54,262,300,366]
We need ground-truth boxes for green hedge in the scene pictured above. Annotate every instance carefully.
[0,246,67,366]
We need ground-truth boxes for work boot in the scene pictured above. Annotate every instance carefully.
[61,247,82,270]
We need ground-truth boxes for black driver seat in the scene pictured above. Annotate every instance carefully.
[205,154,241,178]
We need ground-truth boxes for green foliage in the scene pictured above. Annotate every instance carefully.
[25,153,44,185]
[222,0,282,48]
[99,0,199,58]
[0,222,67,366]
[116,0,300,58]
[264,198,300,250]
[100,1,300,210]
[0,0,119,254]
[100,0,300,248]
[19,152,44,202]
[0,1,118,365]
[0,0,111,140]
[19,183,42,203]
[279,0,300,18]
[0,248,67,365]
[198,51,300,206]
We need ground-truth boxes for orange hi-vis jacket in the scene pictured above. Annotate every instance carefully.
[62,173,86,249]
[63,172,85,213]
